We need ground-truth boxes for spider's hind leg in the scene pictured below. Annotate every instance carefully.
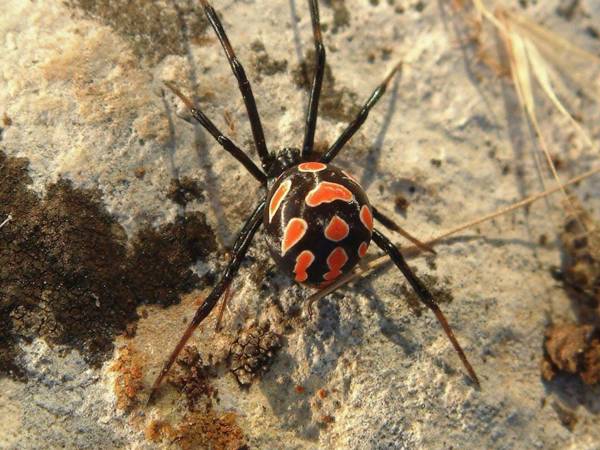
[147,199,266,405]
[371,228,480,388]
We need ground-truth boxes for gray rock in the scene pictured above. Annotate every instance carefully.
[1,0,599,448]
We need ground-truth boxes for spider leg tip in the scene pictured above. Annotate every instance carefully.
[162,81,195,111]
[145,389,158,407]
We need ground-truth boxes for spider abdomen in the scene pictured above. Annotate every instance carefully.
[264,162,372,286]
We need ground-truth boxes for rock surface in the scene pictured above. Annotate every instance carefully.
[1,0,600,448]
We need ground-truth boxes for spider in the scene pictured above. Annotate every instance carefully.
[148,0,479,403]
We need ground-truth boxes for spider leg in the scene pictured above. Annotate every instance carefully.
[199,0,271,172]
[147,198,266,405]
[321,62,402,163]
[372,206,436,254]
[215,285,232,332]
[371,228,480,388]
[164,82,267,184]
[301,0,326,160]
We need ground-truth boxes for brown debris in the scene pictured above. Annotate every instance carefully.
[2,112,12,127]
[542,323,600,385]
[134,167,146,179]
[560,202,600,315]
[169,346,218,411]
[541,200,600,385]
[0,151,218,379]
[395,194,410,212]
[229,323,282,386]
[320,414,335,425]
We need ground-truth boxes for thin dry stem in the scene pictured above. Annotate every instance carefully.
[0,214,12,230]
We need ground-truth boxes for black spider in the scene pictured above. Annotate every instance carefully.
[148,0,479,403]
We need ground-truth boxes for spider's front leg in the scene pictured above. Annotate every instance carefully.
[147,198,266,405]
[302,0,326,159]
[371,228,481,387]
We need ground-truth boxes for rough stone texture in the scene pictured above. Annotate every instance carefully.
[1,0,600,449]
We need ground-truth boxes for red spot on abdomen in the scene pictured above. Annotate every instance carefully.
[298,162,327,172]
[294,250,315,282]
[358,241,369,258]
[360,205,373,232]
[324,215,350,242]
[269,180,291,222]
[305,182,353,207]
[324,247,348,281]
[281,218,308,255]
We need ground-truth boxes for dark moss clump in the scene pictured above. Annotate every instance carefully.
[398,273,454,316]
[0,151,217,379]
[167,176,205,207]
[322,0,351,34]
[292,49,361,124]
[250,40,288,81]
[66,0,210,65]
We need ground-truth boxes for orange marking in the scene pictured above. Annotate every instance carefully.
[298,162,327,172]
[358,241,369,258]
[305,182,353,207]
[360,205,373,232]
[294,250,315,282]
[324,215,350,242]
[323,247,348,281]
[281,218,308,255]
[269,180,291,222]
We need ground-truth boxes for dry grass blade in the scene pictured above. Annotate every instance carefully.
[0,214,12,229]
[524,39,592,147]
[506,10,600,70]
[469,1,597,226]
[307,167,600,308]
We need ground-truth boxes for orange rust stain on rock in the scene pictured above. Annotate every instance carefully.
[145,411,246,449]
[110,344,144,411]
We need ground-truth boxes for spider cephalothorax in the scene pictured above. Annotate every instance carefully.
[148,0,480,404]
[264,162,372,286]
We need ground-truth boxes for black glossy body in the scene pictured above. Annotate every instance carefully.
[264,163,372,286]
